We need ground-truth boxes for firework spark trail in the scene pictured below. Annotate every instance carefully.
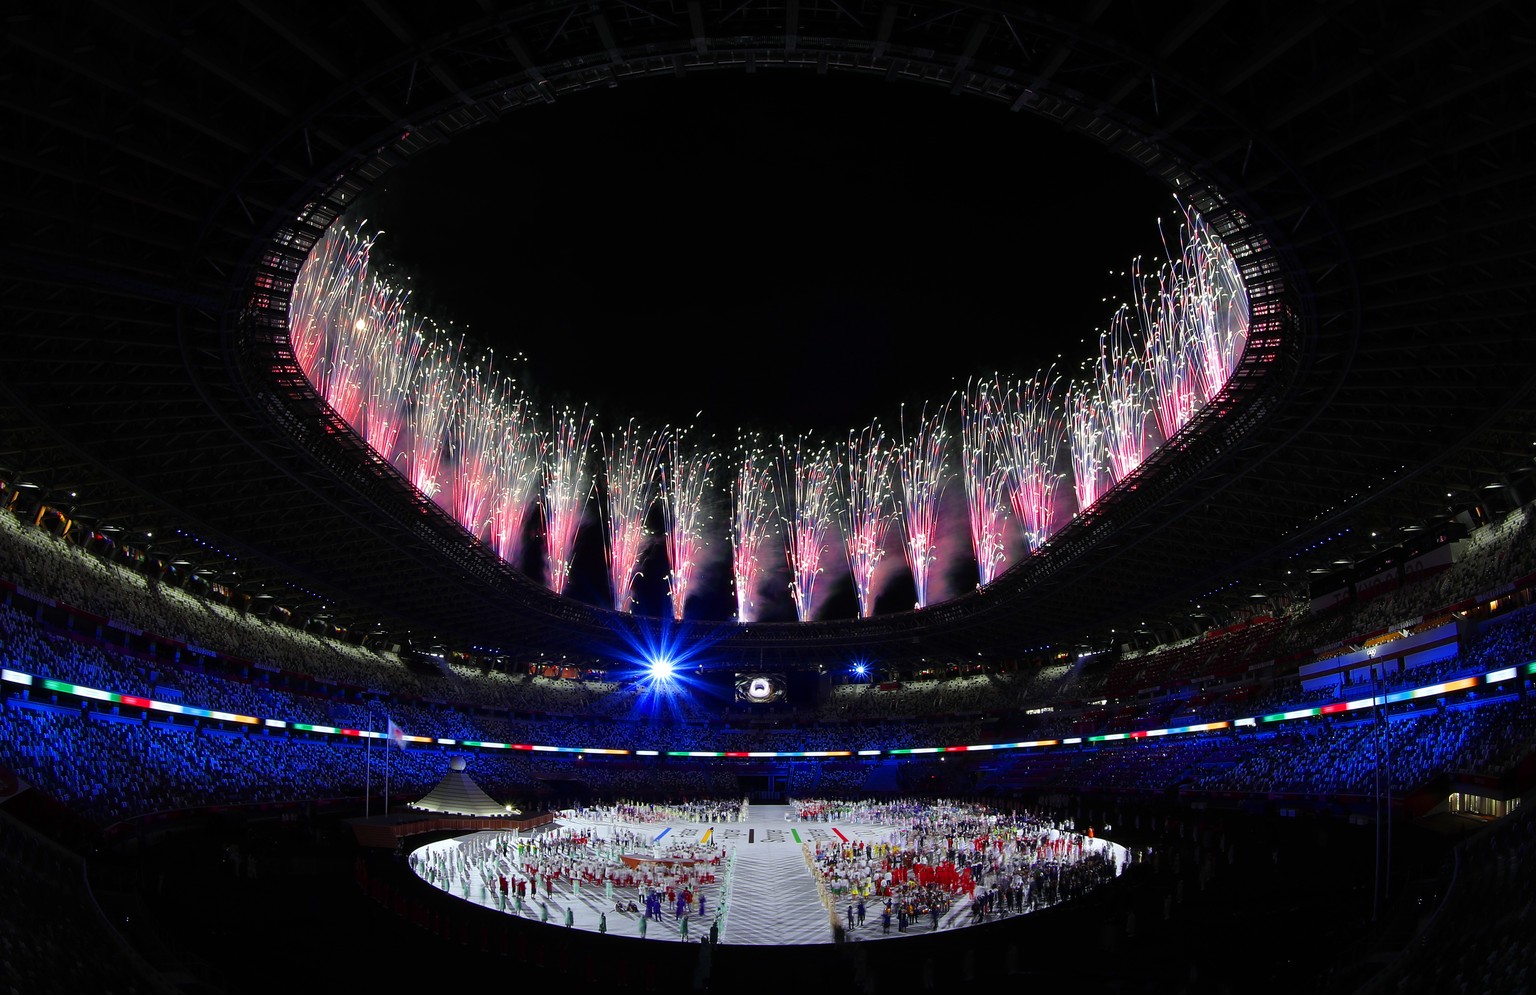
[290,224,414,436]
[448,363,518,543]
[348,274,414,443]
[286,204,1250,617]
[730,439,779,623]
[601,419,668,613]
[402,338,463,504]
[1139,204,1251,440]
[1093,312,1158,484]
[777,437,843,622]
[310,277,378,427]
[542,405,596,595]
[288,223,441,471]
[289,222,372,379]
[1139,254,1204,442]
[1000,370,1068,554]
[897,398,956,607]
[960,378,1013,587]
[488,393,545,566]
[1179,206,1250,398]
[292,221,487,528]
[357,308,428,461]
[662,431,716,622]
[840,420,901,619]
[321,333,370,430]
[1066,380,1108,515]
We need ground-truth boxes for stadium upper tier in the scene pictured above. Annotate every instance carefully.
[5,496,1536,797]
[4,3,1533,671]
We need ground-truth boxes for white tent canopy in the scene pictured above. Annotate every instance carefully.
[407,756,519,817]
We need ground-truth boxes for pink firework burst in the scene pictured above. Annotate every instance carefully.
[730,437,779,624]
[898,397,957,607]
[841,420,901,619]
[662,430,716,622]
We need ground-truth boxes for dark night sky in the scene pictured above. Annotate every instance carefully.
[354,69,1176,445]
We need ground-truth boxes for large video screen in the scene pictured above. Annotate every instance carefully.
[734,673,787,705]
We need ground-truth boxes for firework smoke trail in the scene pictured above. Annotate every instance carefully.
[402,337,463,503]
[542,405,597,595]
[730,439,779,623]
[960,378,1013,587]
[448,363,517,543]
[1000,370,1068,553]
[488,392,545,566]
[1066,380,1108,515]
[777,436,843,622]
[897,398,956,607]
[601,419,668,613]
[840,421,901,619]
[662,431,716,622]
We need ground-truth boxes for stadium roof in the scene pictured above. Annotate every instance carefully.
[3,2,1534,671]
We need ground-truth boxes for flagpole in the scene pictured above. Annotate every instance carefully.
[365,713,372,818]
[384,715,391,816]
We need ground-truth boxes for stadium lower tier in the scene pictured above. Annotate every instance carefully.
[3,680,1533,829]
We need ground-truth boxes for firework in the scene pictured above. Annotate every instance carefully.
[1066,378,1107,515]
[960,378,1013,587]
[446,362,517,542]
[897,398,956,607]
[600,419,667,613]
[358,314,429,463]
[289,222,374,386]
[1138,202,1252,441]
[487,391,545,566]
[287,200,1252,619]
[1139,254,1204,442]
[1184,214,1249,396]
[543,405,596,595]
[1093,311,1157,484]
[401,337,463,503]
[289,223,430,447]
[841,420,901,619]
[661,430,716,621]
[1000,370,1068,553]
[730,438,779,623]
[777,436,843,622]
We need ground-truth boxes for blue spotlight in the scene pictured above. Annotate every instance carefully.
[852,663,868,677]
[648,657,676,680]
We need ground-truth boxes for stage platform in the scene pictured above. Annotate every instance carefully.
[346,809,556,849]
[401,802,1128,948]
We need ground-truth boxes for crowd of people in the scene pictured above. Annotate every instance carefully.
[571,798,751,825]
[1,490,1535,995]
[3,572,1536,829]
[7,491,1536,761]
[409,819,730,941]
[797,797,1128,936]
[2,485,1536,834]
